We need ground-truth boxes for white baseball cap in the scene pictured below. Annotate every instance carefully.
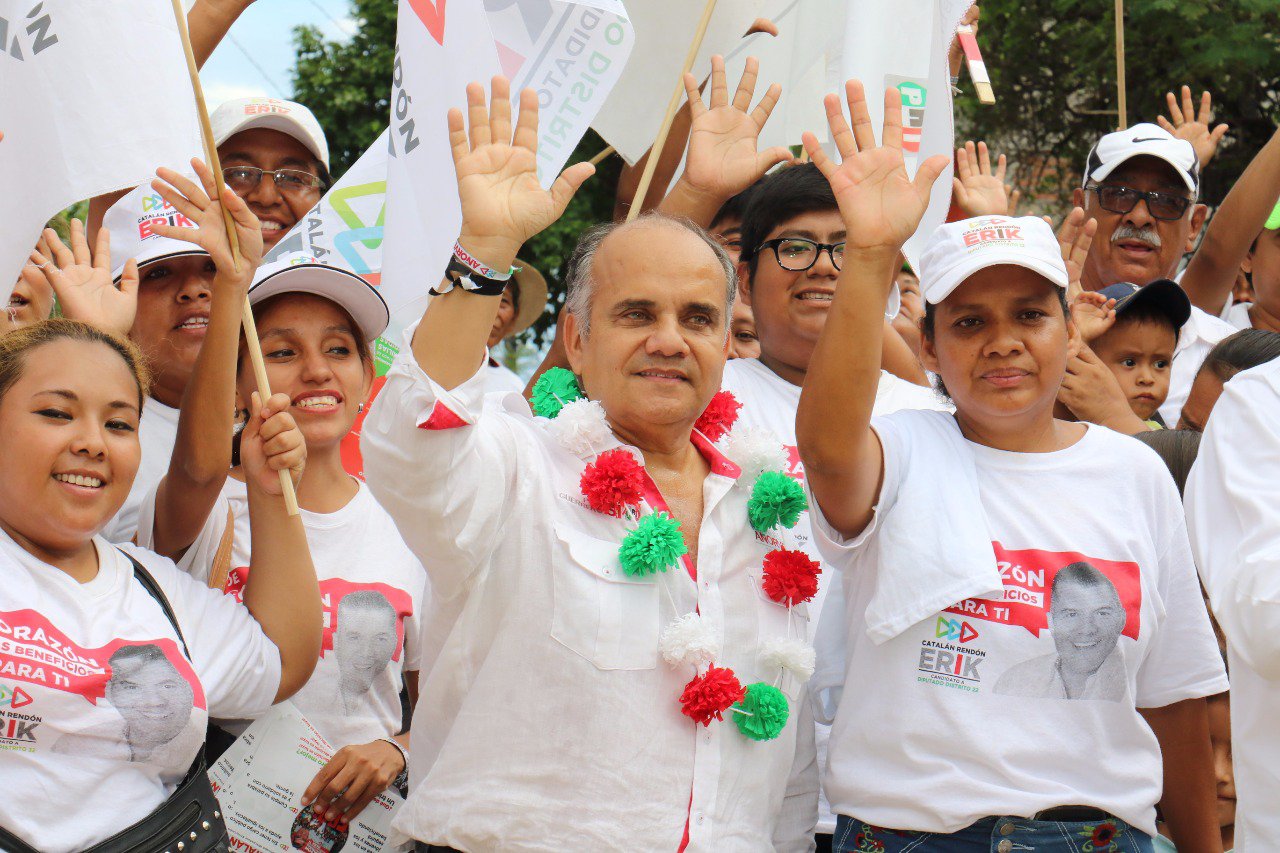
[1082,122,1199,193]
[919,216,1068,305]
[248,252,389,341]
[103,183,209,282]
[211,97,330,171]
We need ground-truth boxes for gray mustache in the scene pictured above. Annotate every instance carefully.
[1112,224,1162,249]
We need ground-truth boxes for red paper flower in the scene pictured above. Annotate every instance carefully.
[762,548,821,606]
[580,449,645,517]
[679,665,745,726]
[694,391,742,442]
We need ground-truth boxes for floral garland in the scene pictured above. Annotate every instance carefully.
[534,368,820,742]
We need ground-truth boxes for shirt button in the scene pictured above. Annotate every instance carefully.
[997,840,1013,853]
[696,814,705,825]
[1000,822,1015,836]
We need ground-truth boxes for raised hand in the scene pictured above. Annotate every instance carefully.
[802,81,949,253]
[679,55,790,204]
[27,219,138,337]
[240,391,305,495]
[1059,347,1146,433]
[452,77,595,272]
[952,140,1011,217]
[1156,86,1229,169]
[1070,291,1117,343]
[148,158,263,291]
[1052,207,1098,301]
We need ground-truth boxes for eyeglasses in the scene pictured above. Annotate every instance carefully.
[223,166,326,197]
[1086,184,1192,221]
[757,237,845,272]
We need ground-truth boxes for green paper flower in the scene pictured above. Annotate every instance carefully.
[531,367,584,419]
[619,512,687,577]
[747,471,807,533]
[733,682,790,741]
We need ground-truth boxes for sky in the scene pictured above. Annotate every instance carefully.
[199,0,356,109]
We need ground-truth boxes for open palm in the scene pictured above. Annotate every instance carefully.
[28,220,137,337]
[452,79,593,264]
[682,55,789,200]
[803,82,948,252]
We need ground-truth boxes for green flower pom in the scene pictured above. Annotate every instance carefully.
[531,367,584,419]
[619,512,688,577]
[747,471,808,533]
[733,682,790,741]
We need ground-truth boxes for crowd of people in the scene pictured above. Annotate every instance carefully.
[2,2,1279,852]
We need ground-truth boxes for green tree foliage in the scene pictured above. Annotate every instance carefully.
[291,0,620,343]
[958,0,1280,208]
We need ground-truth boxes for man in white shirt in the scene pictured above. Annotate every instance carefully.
[1185,358,1280,852]
[1073,124,1236,424]
[363,78,816,852]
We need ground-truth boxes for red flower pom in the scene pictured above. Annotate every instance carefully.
[580,449,646,517]
[762,548,821,606]
[694,391,743,442]
[679,665,745,726]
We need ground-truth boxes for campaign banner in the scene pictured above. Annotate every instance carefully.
[485,0,634,186]
[841,0,971,271]
[0,0,202,306]
[209,703,408,852]
[591,0,784,164]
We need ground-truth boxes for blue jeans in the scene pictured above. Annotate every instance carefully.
[834,815,1155,852]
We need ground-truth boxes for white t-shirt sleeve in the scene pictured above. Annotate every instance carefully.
[805,418,901,560]
[119,543,281,720]
[1133,501,1229,707]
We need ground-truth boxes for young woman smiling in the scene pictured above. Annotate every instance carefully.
[796,81,1228,853]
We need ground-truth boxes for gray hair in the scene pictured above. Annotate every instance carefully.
[564,213,737,337]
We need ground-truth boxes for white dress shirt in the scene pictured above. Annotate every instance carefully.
[1161,305,1236,425]
[361,337,818,852]
[1185,358,1280,852]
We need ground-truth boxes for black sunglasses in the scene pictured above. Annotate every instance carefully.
[756,237,845,272]
[1087,184,1193,221]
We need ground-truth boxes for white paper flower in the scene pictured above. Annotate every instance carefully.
[760,636,816,683]
[550,398,611,457]
[660,613,721,668]
[720,426,788,483]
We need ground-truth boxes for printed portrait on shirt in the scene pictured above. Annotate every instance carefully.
[52,643,197,761]
[333,590,400,712]
[994,563,1128,701]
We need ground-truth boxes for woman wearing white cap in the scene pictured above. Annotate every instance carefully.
[136,171,426,825]
[795,83,1227,851]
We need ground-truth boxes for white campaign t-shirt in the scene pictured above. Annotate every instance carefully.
[1162,306,1236,425]
[139,478,426,749]
[720,357,949,835]
[0,531,280,853]
[812,414,1227,835]
[102,398,179,544]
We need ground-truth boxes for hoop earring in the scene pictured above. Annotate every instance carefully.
[357,402,365,414]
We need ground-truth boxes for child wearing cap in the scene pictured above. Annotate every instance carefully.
[797,82,1225,852]
[136,170,425,828]
[1066,280,1191,430]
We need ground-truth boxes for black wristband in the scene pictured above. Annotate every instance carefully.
[430,257,509,297]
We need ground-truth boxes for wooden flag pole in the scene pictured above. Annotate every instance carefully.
[588,145,617,167]
[169,0,300,516]
[625,0,719,222]
[1114,0,1128,129]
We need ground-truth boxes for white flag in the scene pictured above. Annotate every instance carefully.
[485,0,634,186]
[841,0,971,269]
[0,0,202,304]
[591,0,784,164]
[381,0,501,345]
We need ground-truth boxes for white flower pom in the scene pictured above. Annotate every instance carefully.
[550,398,612,456]
[760,636,816,683]
[660,613,721,668]
[720,426,788,483]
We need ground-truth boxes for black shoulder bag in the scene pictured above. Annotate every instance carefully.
[0,551,230,853]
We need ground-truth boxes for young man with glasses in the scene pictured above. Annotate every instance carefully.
[1072,123,1235,424]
